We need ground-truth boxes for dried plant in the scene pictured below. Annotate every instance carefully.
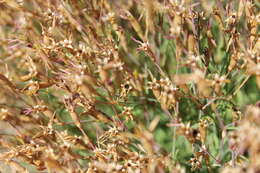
[0,0,259,172]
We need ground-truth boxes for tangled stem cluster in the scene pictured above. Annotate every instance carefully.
[0,0,259,173]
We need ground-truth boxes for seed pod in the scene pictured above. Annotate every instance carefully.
[23,81,40,96]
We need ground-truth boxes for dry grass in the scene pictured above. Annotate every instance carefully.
[0,0,259,172]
